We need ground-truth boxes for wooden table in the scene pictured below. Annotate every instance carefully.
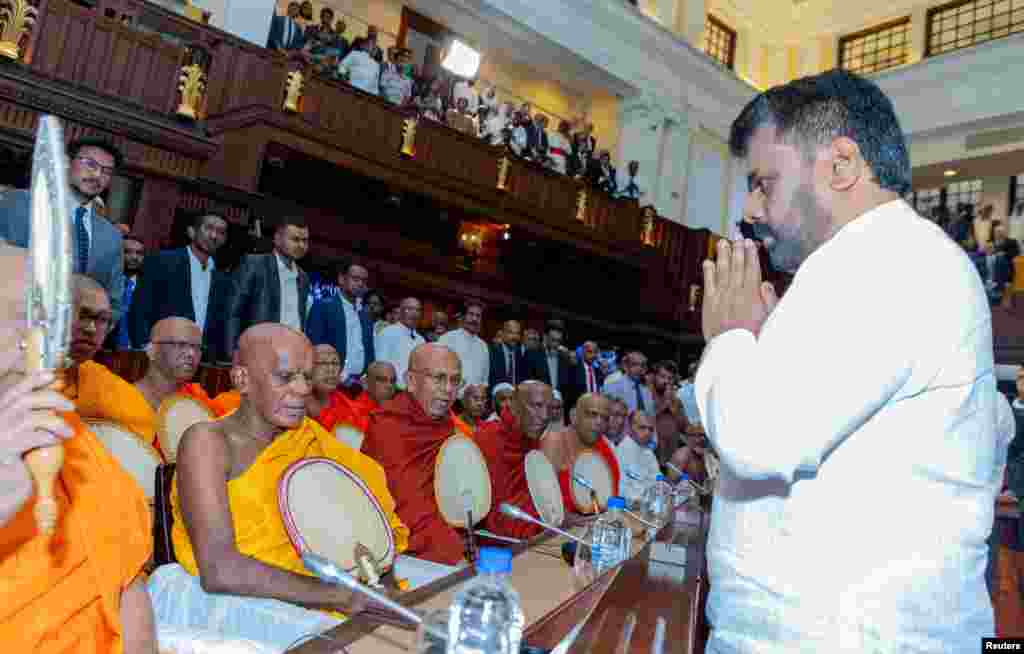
[291,510,709,654]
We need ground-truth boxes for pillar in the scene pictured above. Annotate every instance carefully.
[656,0,680,32]
[680,0,708,48]
[616,94,666,210]
[656,112,690,224]
[908,5,928,65]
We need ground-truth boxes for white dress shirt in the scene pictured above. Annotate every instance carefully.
[186,245,214,332]
[275,253,301,332]
[339,50,380,96]
[695,200,999,652]
[375,323,424,389]
[437,328,489,393]
[615,435,660,504]
[339,295,365,379]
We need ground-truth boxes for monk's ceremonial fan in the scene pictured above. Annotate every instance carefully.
[86,420,162,503]
[333,424,365,451]
[157,395,215,462]
[279,457,396,580]
[570,449,614,514]
[524,450,564,527]
[434,433,492,528]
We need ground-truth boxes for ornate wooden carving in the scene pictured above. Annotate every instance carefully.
[0,0,37,61]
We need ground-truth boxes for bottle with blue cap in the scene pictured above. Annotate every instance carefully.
[644,473,674,526]
[575,496,630,579]
[448,546,524,654]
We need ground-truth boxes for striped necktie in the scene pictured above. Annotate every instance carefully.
[73,206,90,273]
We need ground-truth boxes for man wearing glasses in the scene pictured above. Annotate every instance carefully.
[363,343,469,564]
[0,138,127,325]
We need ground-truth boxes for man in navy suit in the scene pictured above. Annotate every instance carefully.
[305,260,376,384]
[267,1,308,52]
[128,212,229,360]
[0,137,126,324]
[489,319,525,388]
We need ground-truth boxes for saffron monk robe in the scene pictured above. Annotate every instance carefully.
[307,344,396,445]
[0,244,156,653]
[476,381,554,539]
[147,323,410,652]
[363,343,472,565]
[540,393,620,514]
[66,281,219,460]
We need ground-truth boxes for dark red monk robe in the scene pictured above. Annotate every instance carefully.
[363,392,466,564]
[557,436,621,513]
[476,407,543,539]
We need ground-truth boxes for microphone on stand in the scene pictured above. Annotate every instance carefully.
[499,503,589,546]
[301,551,426,628]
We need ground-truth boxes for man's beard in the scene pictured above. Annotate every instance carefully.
[763,184,829,274]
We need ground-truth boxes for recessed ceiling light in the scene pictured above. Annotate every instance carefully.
[944,169,958,177]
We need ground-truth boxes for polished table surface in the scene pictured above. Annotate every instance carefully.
[291,508,709,654]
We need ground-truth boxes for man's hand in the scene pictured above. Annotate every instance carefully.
[702,239,778,341]
[0,370,75,526]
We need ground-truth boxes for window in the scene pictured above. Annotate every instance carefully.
[926,0,1024,57]
[945,178,984,212]
[704,15,737,70]
[838,18,911,75]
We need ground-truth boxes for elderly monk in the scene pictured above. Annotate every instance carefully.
[457,383,488,432]
[148,323,409,651]
[363,343,468,564]
[308,346,397,447]
[540,393,620,514]
[0,245,155,652]
[477,381,553,539]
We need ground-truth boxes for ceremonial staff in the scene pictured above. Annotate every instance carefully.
[23,115,74,535]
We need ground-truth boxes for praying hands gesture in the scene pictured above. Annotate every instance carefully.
[702,238,779,341]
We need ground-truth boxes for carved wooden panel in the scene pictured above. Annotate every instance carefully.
[205,45,285,117]
[298,77,404,162]
[412,119,499,188]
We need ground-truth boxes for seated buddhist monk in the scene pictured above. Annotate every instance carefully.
[0,244,155,652]
[476,381,554,539]
[457,383,488,433]
[147,323,409,651]
[363,343,469,564]
[540,393,620,514]
[307,345,396,447]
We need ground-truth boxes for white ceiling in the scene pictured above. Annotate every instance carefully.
[714,0,925,43]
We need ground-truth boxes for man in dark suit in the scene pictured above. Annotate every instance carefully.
[128,212,230,360]
[0,137,126,324]
[267,1,307,52]
[305,260,376,384]
[524,319,573,394]
[223,215,310,358]
[489,319,526,388]
[565,340,604,411]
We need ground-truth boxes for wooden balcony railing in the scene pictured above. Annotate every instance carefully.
[19,0,724,324]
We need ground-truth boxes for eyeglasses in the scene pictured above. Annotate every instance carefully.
[77,308,112,332]
[409,369,464,392]
[153,340,203,353]
[75,156,115,177]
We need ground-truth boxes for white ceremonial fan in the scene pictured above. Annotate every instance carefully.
[570,449,614,514]
[524,450,564,527]
[334,424,365,451]
[87,420,162,502]
[434,433,492,527]
[157,396,215,463]
[279,457,396,574]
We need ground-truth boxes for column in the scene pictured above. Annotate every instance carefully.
[656,113,690,224]
[679,0,708,48]
[192,0,276,47]
[616,94,666,211]
[656,0,681,32]
[908,5,928,64]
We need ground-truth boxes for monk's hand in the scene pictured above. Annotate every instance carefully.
[0,370,74,524]
[701,239,778,341]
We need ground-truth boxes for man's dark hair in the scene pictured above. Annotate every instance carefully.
[653,360,677,376]
[192,211,227,230]
[545,319,565,335]
[728,68,910,195]
[68,137,125,170]
[274,215,307,234]
[465,299,485,313]
[335,258,356,279]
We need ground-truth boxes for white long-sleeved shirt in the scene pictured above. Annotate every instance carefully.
[374,323,424,389]
[695,200,1000,652]
[614,435,660,504]
[436,328,489,393]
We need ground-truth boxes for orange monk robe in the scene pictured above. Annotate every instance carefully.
[475,407,543,540]
[546,433,621,514]
[363,392,466,564]
[452,411,474,437]
[171,416,409,608]
[0,412,152,652]
[315,390,378,435]
[210,389,241,417]
[178,382,227,417]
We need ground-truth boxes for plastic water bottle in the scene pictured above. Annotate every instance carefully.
[447,547,524,654]
[644,474,674,525]
[592,496,629,574]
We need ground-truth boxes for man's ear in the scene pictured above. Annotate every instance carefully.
[144,343,156,361]
[231,366,248,394]
[828,137,864,192]
[186,225,195,243]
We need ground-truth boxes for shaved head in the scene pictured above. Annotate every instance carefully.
[310,343,341,397]
[70,273,111,365]
[365,360,397,405]
[233,323,313,429]
[147,317,202,384]
[406,343,460,419]
[573,392,608,446]
[0,244,28,391]
[511,380,552,439]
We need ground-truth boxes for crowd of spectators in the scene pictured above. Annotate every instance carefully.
[267,2,646,203]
